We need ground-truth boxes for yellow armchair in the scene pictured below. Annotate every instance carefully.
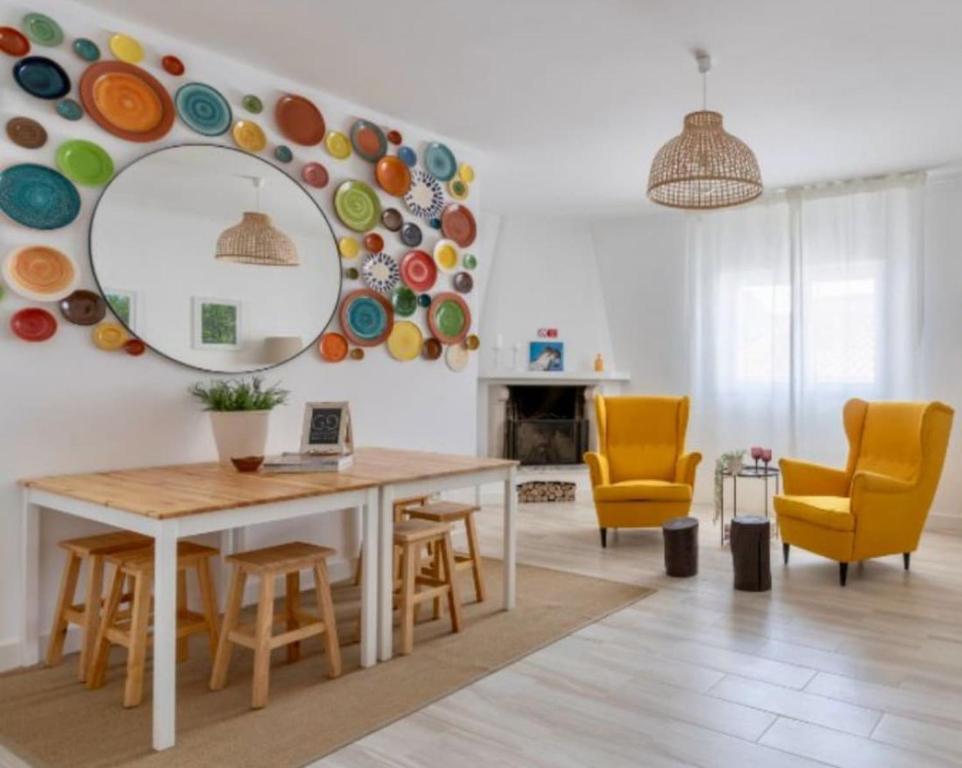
[775,399,954,585]
[584,395,702,547]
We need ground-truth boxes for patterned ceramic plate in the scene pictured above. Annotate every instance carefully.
[232,119,266,152]
[0,164,81,229]
[80,61,175,142]
[176,82,232,136]
[445,342,469,372]
[275,94,325,146]
[21,13,62,46]
[339,288,393,347]
[5,116,47,148]
[433,238,460,273]
[399,249,437,292]
[350,119,387,162]
[404,169,444,221]
[448,178,469,201]
[325,130,352,159]
[440,203,477,247]
[424,141,457,181]
[387,321,423,361]
[428,292,471,345]
[11,307,57,342]
[13,56,70,99]
[3,244,77,301]
[55,139,114,186]
[109,32,144,63]
[334,179,381,232]
[360,252,400,294]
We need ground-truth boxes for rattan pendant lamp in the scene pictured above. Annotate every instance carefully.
[216,176,299,266]
[647,51,762,210]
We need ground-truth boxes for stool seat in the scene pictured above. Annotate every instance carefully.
[405,501,479,522]
[60,531,151,557]
[394,519,452,543]
[227,541,335,573]
[105,541,220,571]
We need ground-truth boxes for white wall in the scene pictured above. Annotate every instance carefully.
[480,217,614,374]
[0,0,484,669]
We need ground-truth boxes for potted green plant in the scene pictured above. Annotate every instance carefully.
[189,377,289,464]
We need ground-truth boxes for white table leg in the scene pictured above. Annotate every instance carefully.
[359,488,378,668]
[19,493,40,667]
[377,485,394,661]
[152,524,178,751]
[503,466,517,610]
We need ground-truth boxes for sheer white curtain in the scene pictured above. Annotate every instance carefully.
[687,175,924,498]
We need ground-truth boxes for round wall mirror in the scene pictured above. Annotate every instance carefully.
[90,144,341,372]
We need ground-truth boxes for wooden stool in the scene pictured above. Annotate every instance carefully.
[210,542,341,709]
[731,516,771,592]
[405,501,486,604]
[87,541,220,707]
[353,495,429,586]
[393,520,462,655]
[662,517,699,577]
[46,531,151,681]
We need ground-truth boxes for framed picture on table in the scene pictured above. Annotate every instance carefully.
[300,401,353,456]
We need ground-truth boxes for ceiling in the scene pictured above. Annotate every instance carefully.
[79,0,962,217]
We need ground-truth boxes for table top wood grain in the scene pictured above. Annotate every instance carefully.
[22,447,517,519]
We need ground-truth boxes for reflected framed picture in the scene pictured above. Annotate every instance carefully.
[529,341,564,371]
[192,297,241,350]
[103,288,140,332]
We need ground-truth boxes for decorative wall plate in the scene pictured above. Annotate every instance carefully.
[448,179,469,200]
[13,56,70,99]
[338,236,359,259]
[108,32,144,63]
[325,130,351,159]
[428,292,471,344]
[391,286,417,317]
[387,321,423,361]
[72,38,100,61]
[424,142,457,181]
[175,81,231,136]
[275,94,325,146]
[301,161,328,188]
[21,13,62,46]
[55,139,114,186]
[440,203,477,247]
[242,94,263,113]
[445,342,469,372]
[92,321,128,351]
[453,271,474,294]
[80,62,175,142]
[422,337,442,360]
[59,289,106,325]
[344,267,359,280]
[161,54,184,75]
[463,253,478,270]
[417,293,431,308]
[3,245,77,301]
[334,179,381,232]
[433,239,460,273]
[380,207,402,231]
[404,169,444,221]
[399,249,437,292]
[339,288,393,347]
[350,347,365,360]
[274,145,293,163]
[5,116,46,148]
[232,119,266,152]
[465,333,480,350]
[458,163,475,183]
[387,129,402,145]
[0,26,31,56]
[399,221,422,247]
[360,251,400,294]
[397,145,417,167]
[0,164,81,229]
[350,119,387,162]
[124,338,146,356]
[375,155,412,196]
[11,307,57,342]
[363,232,384,252]
[319,331,348,362]
[56,97,83,120]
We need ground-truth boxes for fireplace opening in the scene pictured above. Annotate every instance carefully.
[504,385,589,465]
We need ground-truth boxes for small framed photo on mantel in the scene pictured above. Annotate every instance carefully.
[300,401,353,456]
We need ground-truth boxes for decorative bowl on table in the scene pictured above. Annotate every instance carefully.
[230,455,264,473]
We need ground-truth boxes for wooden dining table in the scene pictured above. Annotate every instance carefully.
[19,446,518,751]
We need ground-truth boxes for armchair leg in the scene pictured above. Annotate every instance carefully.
[839,562,849,587]
[599,528,607,548]
[903,552,911,571]
[782,543,790,564]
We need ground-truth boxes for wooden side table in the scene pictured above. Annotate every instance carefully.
[730,516,772,592]
[662,517,698,577]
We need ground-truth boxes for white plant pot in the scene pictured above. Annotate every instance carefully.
[209,410,271,464]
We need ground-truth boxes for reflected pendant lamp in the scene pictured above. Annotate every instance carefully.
[647,52,762,210]
[216,177,299,266]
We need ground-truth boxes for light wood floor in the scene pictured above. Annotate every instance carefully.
[319,500,962,768]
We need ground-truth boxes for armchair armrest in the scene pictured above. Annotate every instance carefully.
[779,458,849,496]
[850,470,918,518]
[584,452,609,488]
[675,452,702,487]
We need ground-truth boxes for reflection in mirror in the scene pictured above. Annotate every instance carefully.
[90,144,340,372]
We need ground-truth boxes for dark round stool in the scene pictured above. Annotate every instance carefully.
[730,516,771,592]
[662,517,698,577]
